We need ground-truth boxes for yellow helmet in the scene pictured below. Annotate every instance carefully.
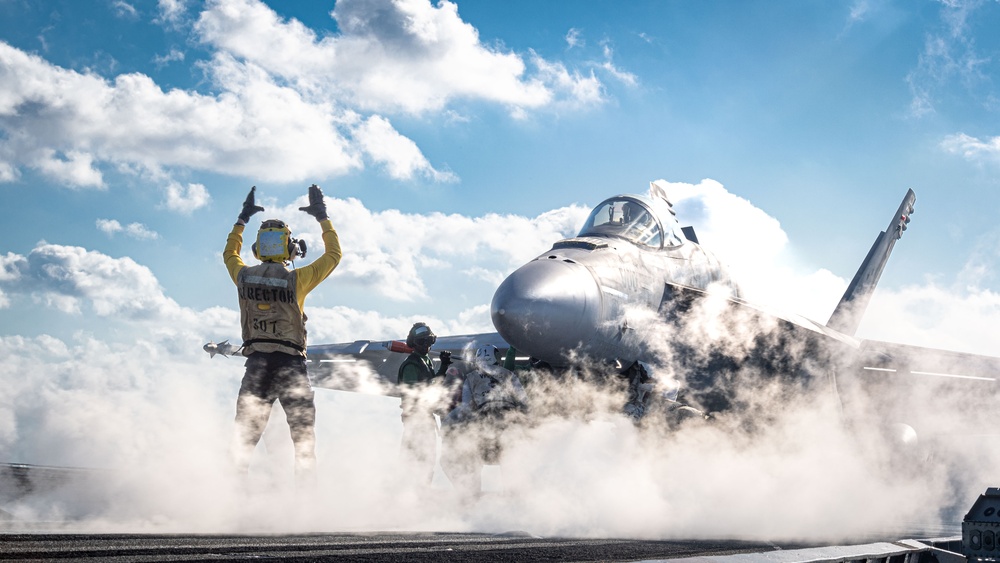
[252,219,304,262]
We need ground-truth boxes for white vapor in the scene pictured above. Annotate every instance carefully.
[1,178,999,538]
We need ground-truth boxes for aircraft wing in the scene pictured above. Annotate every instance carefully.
[837,339,1000,437]
[664,283,1000,435]
[660,282,863,357]
[306,332,510,396]
[855,339,1000,381]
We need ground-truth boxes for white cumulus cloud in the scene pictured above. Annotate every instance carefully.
[96,219,160,240]
[0,42,360,188]
[941,132,1000,164]
[259,194,590,303]
[353,115,457,182]
[0,0,615,198]
[655,178,1000,358]
[194,0,598,116]
[0,243,181,318]
[163,181,211,214]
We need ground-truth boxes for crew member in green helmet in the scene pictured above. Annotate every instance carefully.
[397,322,452,487]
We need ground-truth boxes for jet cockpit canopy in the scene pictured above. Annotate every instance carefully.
[578,195,684,248]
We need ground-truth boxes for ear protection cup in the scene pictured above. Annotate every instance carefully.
[251,242,259,259]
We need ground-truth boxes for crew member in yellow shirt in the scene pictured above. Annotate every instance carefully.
[223,184,342,485]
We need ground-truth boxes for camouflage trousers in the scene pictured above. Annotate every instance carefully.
[233,352,316,476]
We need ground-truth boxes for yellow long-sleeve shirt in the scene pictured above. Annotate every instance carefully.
[224,220,342,355]
[224,219,342,310]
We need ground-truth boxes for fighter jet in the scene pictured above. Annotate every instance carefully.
[486,184,919,415]
[301,184,1000,428]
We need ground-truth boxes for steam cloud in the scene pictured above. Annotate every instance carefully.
[1,179,998,540]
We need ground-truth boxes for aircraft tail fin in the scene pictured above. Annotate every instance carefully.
[825,189,916,336]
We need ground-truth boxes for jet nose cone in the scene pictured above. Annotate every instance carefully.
[491,258,602,365]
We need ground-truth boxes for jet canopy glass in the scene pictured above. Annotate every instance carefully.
[578,197,681,248]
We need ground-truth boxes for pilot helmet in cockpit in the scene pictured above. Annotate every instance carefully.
[622,201,649,226]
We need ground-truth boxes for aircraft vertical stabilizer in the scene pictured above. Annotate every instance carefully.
[826,189,916,336]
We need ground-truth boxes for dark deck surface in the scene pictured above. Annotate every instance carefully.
[0,532,828,562]
[0,530,970,563]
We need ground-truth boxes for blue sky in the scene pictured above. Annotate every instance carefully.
[1,0,999,348]
[2,0,1000,524]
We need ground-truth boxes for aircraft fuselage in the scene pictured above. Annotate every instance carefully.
[491,192,739,368]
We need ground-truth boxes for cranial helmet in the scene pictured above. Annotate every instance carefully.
[252,219,301,262]
[406,322,437,349]
[475,344,500,367]
[621,201,635,222]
